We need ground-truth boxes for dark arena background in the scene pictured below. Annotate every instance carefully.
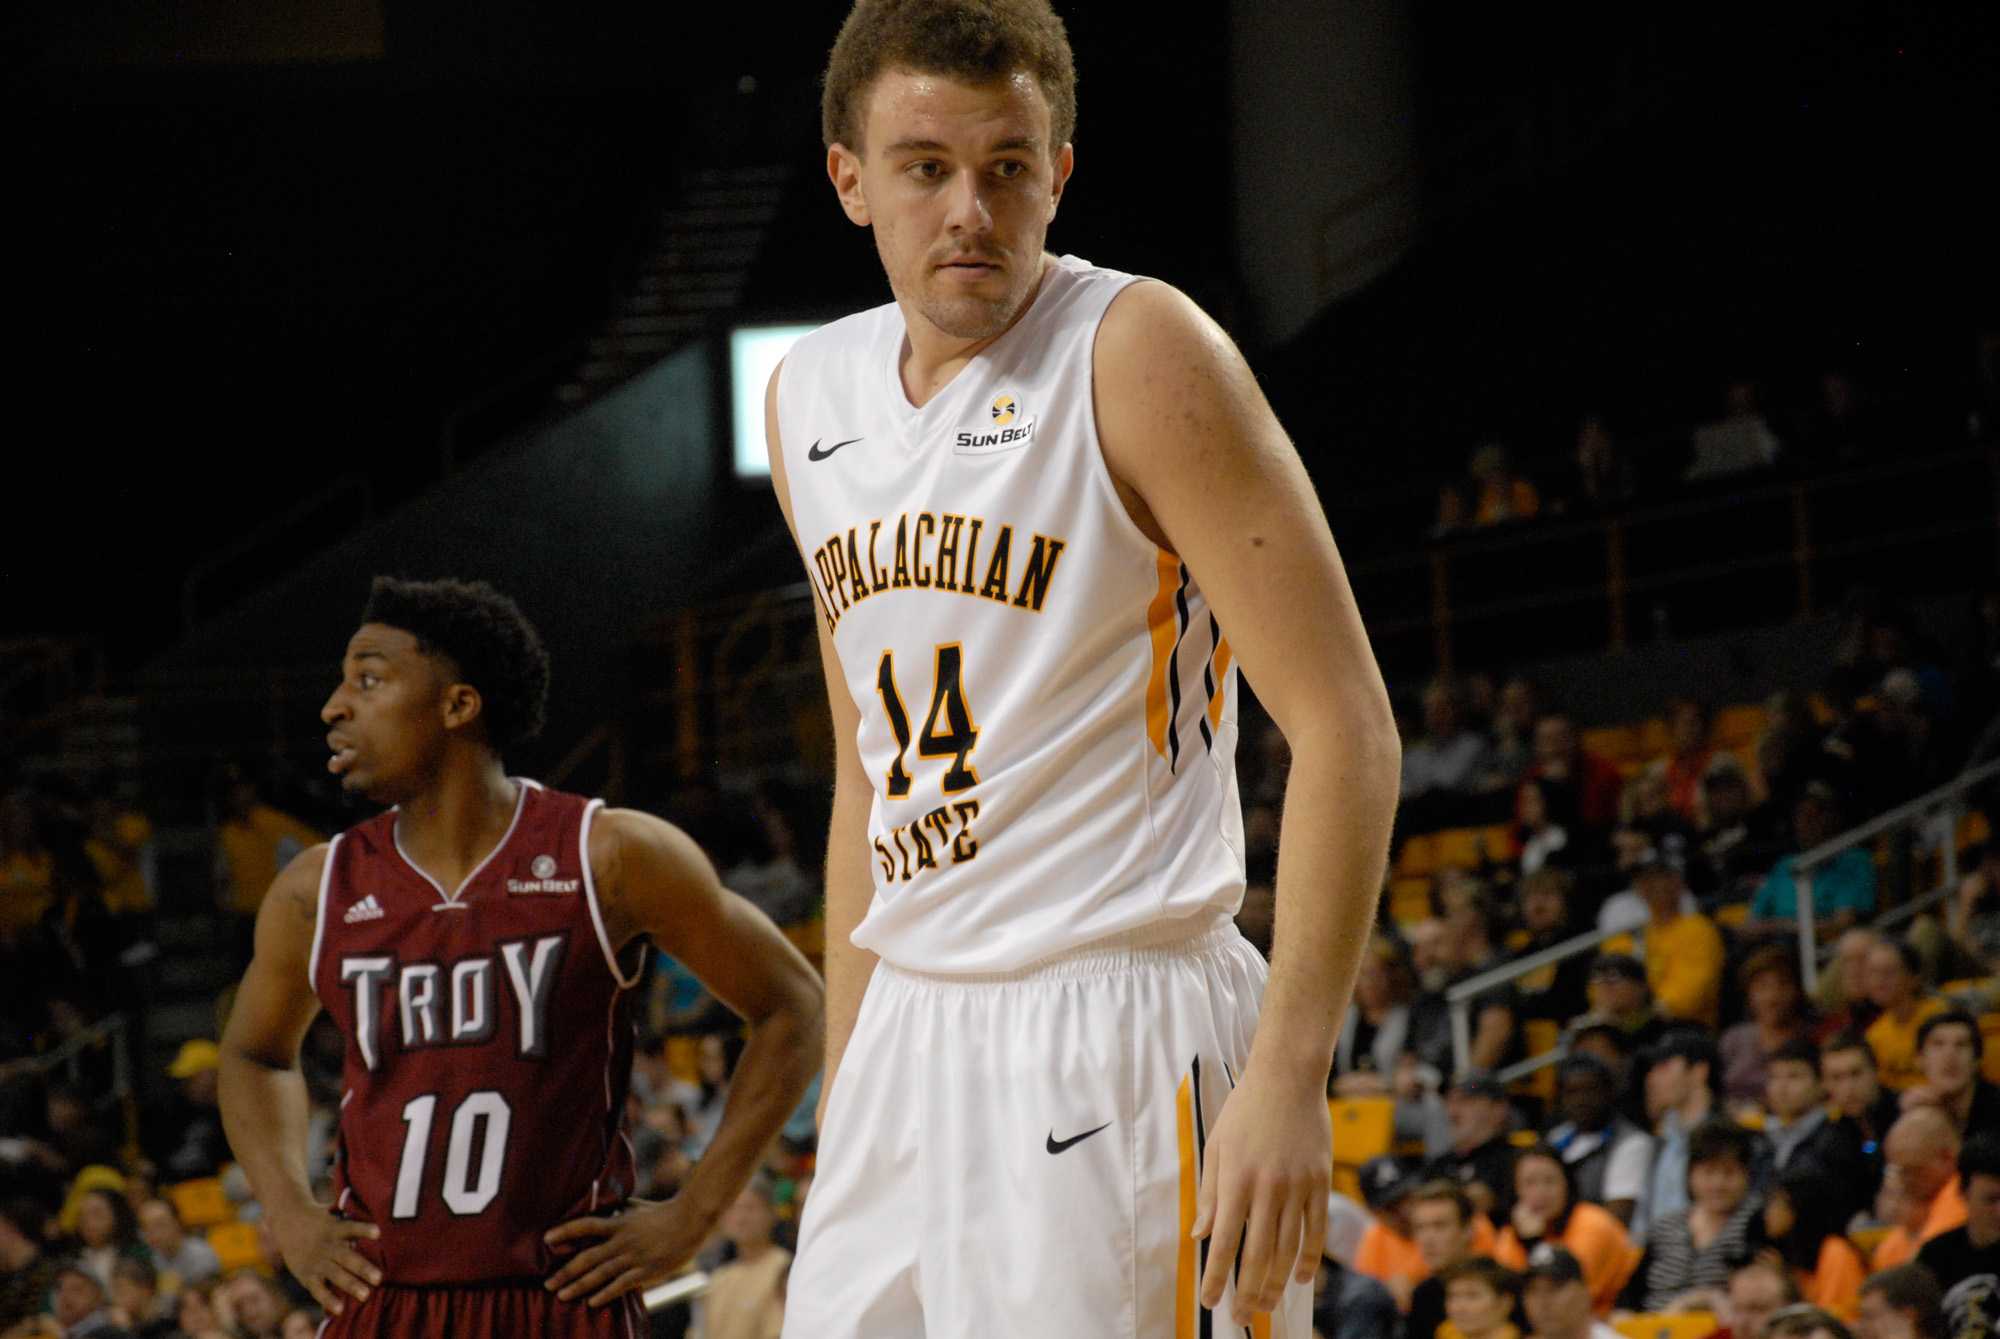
[5,2,2000,1335]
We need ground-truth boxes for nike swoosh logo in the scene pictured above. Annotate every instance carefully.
[1046,1121,1112,1155]
[807,437,863,462]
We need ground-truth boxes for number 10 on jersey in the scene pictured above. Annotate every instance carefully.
[876,644,980,797]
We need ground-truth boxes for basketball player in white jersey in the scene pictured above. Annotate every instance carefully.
[767,3,1400,1335]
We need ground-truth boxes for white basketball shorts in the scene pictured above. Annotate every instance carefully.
[782,914,1312,1339]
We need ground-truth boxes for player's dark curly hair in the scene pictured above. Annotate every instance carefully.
[361,576,550,751]
[821,0,1077,153]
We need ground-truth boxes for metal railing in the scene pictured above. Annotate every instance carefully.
[4,1014,134,1105]
[1446,927,1624,1080]
[1792,758,2000,993]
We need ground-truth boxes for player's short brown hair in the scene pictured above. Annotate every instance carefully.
[821,0,1078,154]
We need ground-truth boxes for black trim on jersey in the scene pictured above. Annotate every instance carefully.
[1198,613,1221,754]
[1167,565,1193,774]
[1193,1054,1212,1339]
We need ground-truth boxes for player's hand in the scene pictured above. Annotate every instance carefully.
[1190,1067,1330,1326]
[545,1198,705,1306]
[267,1204,381,1317]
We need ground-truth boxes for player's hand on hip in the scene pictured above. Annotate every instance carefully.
[267,1204,381,1317]
[1190,1069,1331,1326]
[545,1198,703,1306]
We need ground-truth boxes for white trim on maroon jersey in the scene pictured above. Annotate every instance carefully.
[578,798,642,990]
[389,780,530,908]
[308,833,343,995]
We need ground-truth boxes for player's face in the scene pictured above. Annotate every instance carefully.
[831,67,1074,344]
[320,623,452,803]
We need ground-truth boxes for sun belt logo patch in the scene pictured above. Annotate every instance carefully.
[957,393,1034,454]
[509,853,579,895]
[531,854,557,879]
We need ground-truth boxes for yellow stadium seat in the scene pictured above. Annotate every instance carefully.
[1435,828,1482,871]
[1614,1314,1718,1339]
[1396,834,1439,879]
[665,1036,702,1086]
[782,918,825,959]
[1389,876,1433,927]
[1961,810,1992,851]
[1329,1097,1394,1171]
[1712,704,1768,749]
[1332,1166,1360,1202]
[1637,718,1672,760]
[1480,824,1520,865]
[206,1220,266,1275]
[166,1178,232,1231]
[1512,1021,1561,1103]
[1582,725,1640,762]
[1715,903,1749,928]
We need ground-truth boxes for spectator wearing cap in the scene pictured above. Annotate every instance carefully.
[140,1040,227,1180]
[1762,1161,1867,1320]
[1309,1253,1399,1339]
[1,1196,57,1332]
[1636,1030,1720,1240]
[1699,756,1786,903]
[1620,1118,1763,1314]
[1871,1107,1966,1271]
[1520,1247,1623,1339]
[1424,1074,1520,1222]
[1493,1147,1638,1318]
[1900,1008,2000,1137]
[1352,1157,1424,1310]
[1747,783,1877,937]
[1719,947,1815,1108]
[1632,846,1724,1028]
[1861,940,1947,1092]
[1596,829,1699,939]
[1405,1181,1500,1339]
[52,1260,134,1337]
[135,1198,219,1291]
[1544,1055,1652,1227]
[1914,1133,2000,1324]
[1581,955,1667,1054]
[1856,1265,1947,1339]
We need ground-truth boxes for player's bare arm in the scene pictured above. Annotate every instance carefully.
[542,807,823,1306]
[1095,279,1401,1325]
[764,360,880,1126]
[218,846,385,1319]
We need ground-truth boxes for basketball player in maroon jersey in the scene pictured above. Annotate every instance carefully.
[218,577,823,1336]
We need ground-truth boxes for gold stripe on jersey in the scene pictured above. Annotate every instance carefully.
[1207,635,1233,732]
[1176,1070,1198,1339]
[1146,548,1182,759]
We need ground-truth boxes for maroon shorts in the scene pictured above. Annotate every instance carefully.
[319,1282,648,1338]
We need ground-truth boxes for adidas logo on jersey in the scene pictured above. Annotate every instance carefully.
[343,894,385,924]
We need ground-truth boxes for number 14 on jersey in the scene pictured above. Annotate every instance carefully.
[871,644,982,884]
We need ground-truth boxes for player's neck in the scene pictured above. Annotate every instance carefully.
[392,761,520,891]
[897,252,1054,407]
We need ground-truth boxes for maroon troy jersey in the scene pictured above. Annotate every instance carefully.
[308,780,641,1285]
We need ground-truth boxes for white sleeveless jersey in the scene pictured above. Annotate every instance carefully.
[776,255,1245,974]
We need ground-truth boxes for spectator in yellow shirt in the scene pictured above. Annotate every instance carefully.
[1861,938,1946,1091]
[1635,848,1725,1029]
[210,765,322,919]
[0,789,53,941]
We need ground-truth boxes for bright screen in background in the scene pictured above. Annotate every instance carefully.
[731,324,816,480]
